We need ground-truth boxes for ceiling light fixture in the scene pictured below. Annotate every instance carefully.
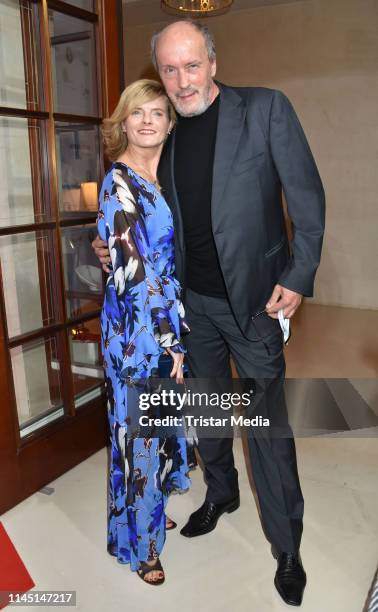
[161,0,233,18]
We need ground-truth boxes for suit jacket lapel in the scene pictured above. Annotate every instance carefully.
[158,84,246,258]
[212,83,246,229]
[158,131,185,254]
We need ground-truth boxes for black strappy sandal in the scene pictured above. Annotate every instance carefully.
[137,558,165,586]
[166,516,177,530]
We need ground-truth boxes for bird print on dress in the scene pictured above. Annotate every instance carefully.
[97,162,190,572]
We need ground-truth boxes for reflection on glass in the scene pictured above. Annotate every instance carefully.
[68,318,104,408]
[65,0,95,11]
[0,0,41,109]
[55,122,100,215]
[61,224,103,319]
[0,231,57,338]
[11,336,63,431]
[49,10,98,116]
[0,117,47,228]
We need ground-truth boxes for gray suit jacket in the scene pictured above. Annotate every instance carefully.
[158,82,325,340]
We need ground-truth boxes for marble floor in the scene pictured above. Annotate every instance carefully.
[2,303,378,611]
[284,303,378,378]
[2,437,377,612]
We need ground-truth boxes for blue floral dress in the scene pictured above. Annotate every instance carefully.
[97,162,191,571]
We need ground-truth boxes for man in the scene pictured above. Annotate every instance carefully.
[93,20,325,606]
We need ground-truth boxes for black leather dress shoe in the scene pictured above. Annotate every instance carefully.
[180,496,240,538]
[273,551,307,606]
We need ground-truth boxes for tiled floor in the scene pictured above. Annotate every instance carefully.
[285,302,378,378]
[2,303,378,611]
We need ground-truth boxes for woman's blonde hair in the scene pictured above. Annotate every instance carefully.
[101,79,176,162]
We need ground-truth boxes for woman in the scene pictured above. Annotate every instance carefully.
[97,79,191,585]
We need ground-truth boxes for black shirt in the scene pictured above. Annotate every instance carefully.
[174,94,227,298]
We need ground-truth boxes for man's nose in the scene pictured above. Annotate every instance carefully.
[177,69,189,90]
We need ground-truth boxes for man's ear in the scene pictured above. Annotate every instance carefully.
[210,58,217,78]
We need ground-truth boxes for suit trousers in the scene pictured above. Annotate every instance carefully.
[183,288,304,553]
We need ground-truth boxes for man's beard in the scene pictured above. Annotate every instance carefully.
[173,81,214,117]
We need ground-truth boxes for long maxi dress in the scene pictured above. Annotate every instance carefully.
[97,161,191,571]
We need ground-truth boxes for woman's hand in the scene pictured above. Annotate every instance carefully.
[166,348,185,384]
[92,234,111,272]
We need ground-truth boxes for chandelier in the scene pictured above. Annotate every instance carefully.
[161,1,234,18]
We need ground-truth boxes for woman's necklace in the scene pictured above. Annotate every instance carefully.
[125,159,161,191]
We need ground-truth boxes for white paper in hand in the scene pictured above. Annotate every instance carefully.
[278,308,290,344]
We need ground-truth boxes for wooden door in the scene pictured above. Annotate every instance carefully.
[0,0,123,514]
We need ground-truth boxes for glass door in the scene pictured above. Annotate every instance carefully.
[0,0,123,514]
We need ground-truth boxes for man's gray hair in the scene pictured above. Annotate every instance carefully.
[150,19,216,71]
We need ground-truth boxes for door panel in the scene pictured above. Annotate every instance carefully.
[0,0,123,515]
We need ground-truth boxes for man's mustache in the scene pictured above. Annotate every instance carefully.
[176,89,198,98]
